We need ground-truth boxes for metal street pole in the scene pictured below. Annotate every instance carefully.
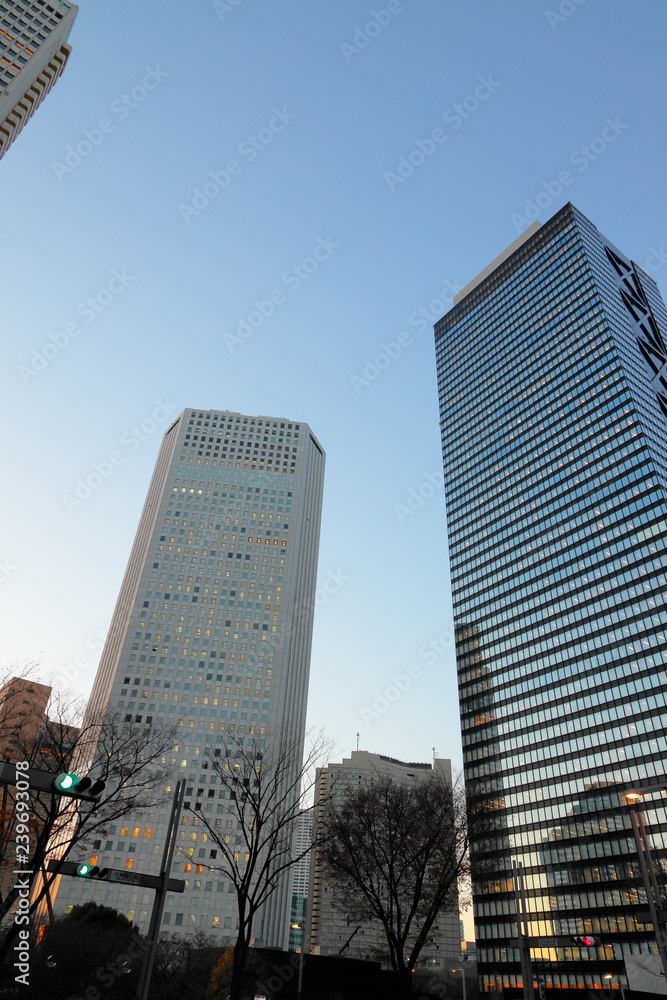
[291,921,305,999]
[628,801,667,979]
[297,945,304,999]
[451,963,467,1000]
[604,973,626,1000]
[512,861,535,1000]
[40,863,55,926]
[136,779,185,1000]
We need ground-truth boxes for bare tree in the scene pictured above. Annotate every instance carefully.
[184,728,334,1000]
[322,770,473,999]
[0,675,177,965]
[148,930,229,1000]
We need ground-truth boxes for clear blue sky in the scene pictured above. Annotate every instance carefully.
[2,1,666,784]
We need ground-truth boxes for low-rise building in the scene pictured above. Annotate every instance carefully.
[304,750,461,968]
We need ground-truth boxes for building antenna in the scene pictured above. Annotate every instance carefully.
[356,732,360,752]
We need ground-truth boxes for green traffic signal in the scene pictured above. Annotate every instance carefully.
[52,772,105,801]
[54,772,79,792]
[75,863,100,878]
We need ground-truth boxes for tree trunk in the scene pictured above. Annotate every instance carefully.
[0,872,54,965]
[0,892,34,965]
[398,964,413,999]
[228,929,250,1000]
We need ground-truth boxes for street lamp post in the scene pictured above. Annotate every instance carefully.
[291,921,305,999]
[604,972,626,1000]
[622,783,667,980]
[450,963,467,1000]
[512,860,535,1000]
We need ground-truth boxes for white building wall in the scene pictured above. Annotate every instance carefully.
[0,0,77,159]
[52,408,325,950]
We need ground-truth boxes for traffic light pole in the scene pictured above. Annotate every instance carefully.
[136,779,185,1000]
[512,861,535,1000]
[40,863,55,927]
[0,761,105,801]
[46,858,185,892]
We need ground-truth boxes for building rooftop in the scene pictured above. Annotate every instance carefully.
[452,221,541,306]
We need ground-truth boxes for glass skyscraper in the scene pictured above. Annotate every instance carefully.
[435,203,667,995]
[51,407,325,950]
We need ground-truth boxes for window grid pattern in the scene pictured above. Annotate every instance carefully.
[0,0,72,89]
[435,203,667,993]
[52,409,325,949]
[0,0,76,158]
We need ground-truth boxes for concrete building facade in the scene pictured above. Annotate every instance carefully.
[0,0,77,160]
[0,676,79,918]
[304,750,461,968]
[288,809,312,952]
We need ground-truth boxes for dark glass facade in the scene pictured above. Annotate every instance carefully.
[435,204,667,994]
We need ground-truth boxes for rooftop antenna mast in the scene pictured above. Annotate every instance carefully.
[356,732,360,752]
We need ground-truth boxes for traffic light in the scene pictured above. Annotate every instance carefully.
[75,864,110,879]
[53,772,78,792]
[53,772,106,801]
[74,776,106,799]
[571,935,597,946]
[75,863,99,878]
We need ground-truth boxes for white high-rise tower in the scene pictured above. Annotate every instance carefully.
[52,407,325,949]
[0,0,78,160]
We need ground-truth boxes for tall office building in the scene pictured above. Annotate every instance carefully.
[288,810,312,952]
[435,203,667,994]
[304,750,461,966]
[52,407,325,950]
[0,0,77,160]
